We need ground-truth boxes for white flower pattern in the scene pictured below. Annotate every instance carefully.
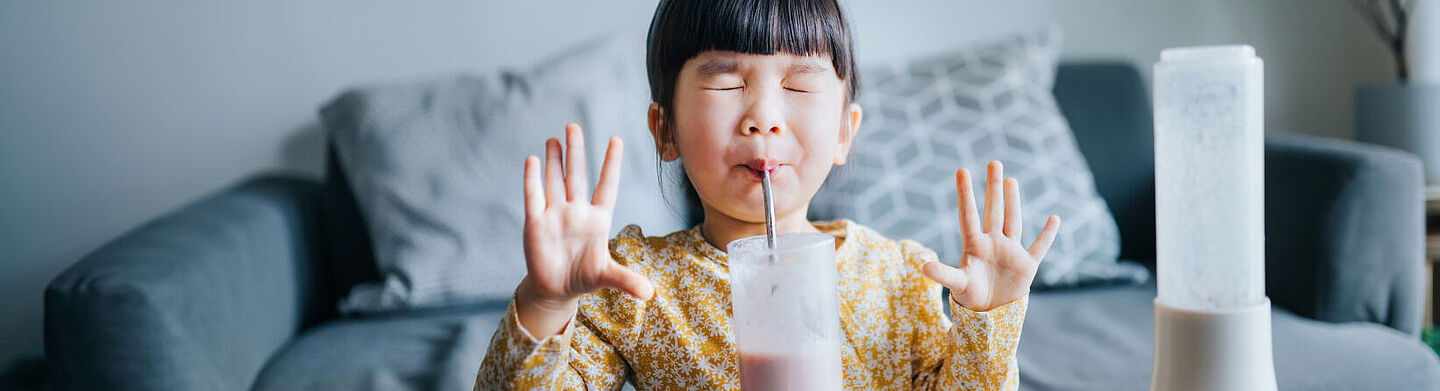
[476,219,1027,390]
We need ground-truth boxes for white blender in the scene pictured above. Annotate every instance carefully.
[1151,45,1277,391]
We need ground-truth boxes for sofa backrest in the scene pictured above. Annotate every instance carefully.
[1051,61,1157,266]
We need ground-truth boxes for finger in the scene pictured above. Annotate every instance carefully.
[1028,215,1062,262]
[592,137,624,208]
[921,261,969,293]
[523,155,544,217]
[599,263,656,301]
[564,124,590,203]
[1003,178,1021,239]
[544,138,565,206]
[983,161,1004,233]
[955,169,982,238]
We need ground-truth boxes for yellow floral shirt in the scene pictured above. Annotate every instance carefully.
[475,219,1027,390]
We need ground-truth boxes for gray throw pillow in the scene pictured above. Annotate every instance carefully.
[321,33,692,314]
[810,26,1148,289]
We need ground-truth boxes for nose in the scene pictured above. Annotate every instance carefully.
[740,119,781,136]
[739,93,785,137]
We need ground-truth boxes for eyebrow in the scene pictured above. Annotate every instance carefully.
[789,59,831,75]
[695,59,739,76]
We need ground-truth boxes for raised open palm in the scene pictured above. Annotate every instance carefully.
[517,124,654,328]
[921,161,1060,312]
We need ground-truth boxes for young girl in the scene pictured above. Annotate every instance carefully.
[476,0,1059,389]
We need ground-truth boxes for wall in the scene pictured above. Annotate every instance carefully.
[1048,0,1392,139]
[0,0,1392,370]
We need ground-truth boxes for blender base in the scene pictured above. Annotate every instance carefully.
[1151,297,1276,391]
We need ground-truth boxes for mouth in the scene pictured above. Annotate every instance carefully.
[740,159,780,181]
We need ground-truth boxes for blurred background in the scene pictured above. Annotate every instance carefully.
[0,0,1392,382]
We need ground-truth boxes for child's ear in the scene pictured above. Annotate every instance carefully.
[648,102,681,162]
[834,103,863,165]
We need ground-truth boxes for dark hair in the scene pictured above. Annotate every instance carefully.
[645,0,859,224]
[646,0,858,108]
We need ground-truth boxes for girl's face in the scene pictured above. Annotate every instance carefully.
[651,51,862,225]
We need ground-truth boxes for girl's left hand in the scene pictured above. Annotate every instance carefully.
[921,161,1060,312]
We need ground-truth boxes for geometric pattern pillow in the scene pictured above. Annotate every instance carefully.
[810,26,1148,289]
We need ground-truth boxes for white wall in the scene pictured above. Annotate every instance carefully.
[1050,0,1392,139]
[0,0,1392,369]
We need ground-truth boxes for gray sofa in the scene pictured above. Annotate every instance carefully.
[45,62,1440,390]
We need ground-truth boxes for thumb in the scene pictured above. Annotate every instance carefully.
[599,263,656,301]
[921,261,969,293]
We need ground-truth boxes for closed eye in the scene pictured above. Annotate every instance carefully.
[784,87,812,93]
[705,86,743,91]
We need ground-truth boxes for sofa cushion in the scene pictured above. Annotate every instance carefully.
[252,302,507,391]
[1018,282,1440,390]
[810,26,1147,289]
[319,32,694,314]
[255,284,1440,390]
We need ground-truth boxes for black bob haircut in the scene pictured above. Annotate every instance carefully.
[645,0,859,111]
[645,0,858,224]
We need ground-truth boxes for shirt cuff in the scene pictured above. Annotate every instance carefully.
[950,292,1029,330]
[477,300,580,388]
[504,300,578,356]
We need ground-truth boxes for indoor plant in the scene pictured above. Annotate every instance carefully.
[1352,0,1440,183]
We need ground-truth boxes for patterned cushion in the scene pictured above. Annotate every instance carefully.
[810,26,1148,289]
[321,33,694,314]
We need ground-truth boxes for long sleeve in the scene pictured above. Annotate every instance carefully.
[940,293,1028,390]
[902,240,1029,391]
[474,300,629,391]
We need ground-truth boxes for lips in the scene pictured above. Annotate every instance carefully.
[743,159,778,173]
[742,159,780,180]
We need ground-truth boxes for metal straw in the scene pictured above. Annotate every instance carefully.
[761,169,777,254]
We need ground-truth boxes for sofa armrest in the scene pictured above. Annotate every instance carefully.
[45,174,327,390]
[1265,133,1426,336]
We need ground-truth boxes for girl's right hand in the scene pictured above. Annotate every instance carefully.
[514,123,655,337]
